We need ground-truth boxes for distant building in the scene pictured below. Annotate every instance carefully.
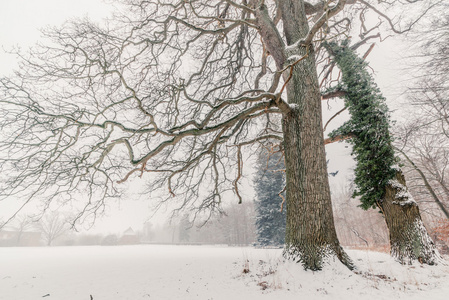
[0,230,41,247]
[119,227,140,245]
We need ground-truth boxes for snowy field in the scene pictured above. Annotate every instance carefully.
[1,245,448,300]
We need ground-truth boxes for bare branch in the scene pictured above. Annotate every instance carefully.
[254,3,286,69]
[302,0,348,46]
[359,0,440,34]
[324,133,354,145]
[321,89,346,100]
[323,106,347,132]
[396,147,449,219]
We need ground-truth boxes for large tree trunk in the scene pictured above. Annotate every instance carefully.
[323,40,442,265]
[381,172,441,264]
[278,1,352,270]
[282,105,353,270]
[253,0,352,270]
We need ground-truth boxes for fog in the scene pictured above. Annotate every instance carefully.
[0,0,427,236]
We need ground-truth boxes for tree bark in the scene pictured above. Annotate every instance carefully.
[381,172,441,264]
[277,0,352,270]
[282,105,353,270]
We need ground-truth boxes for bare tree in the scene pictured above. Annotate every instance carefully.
[37,212,70,246]
[395,7,449,220]
[11,215,34,246]
[0,0,436,269]
[396,130,449,218]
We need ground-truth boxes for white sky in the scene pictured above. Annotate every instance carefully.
[0,0,155,234]
[0,0,408,234]
[0,0,113,75]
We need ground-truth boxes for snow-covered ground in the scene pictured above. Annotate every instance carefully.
[0,245,448,300]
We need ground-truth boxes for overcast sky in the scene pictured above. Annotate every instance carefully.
[0,0,112,75]
[0,0,408,234]
[0,0,156,234]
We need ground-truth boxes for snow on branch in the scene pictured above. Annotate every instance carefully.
[302,0,348,45]
[388,179,417,206]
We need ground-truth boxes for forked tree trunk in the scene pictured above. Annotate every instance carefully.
[254,0,353,270]
[380,172,441,264]
[280,3,352,271]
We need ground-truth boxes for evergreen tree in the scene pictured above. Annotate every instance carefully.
[254,150,286,247]
[324,41,440,264]
[325,40,397,210]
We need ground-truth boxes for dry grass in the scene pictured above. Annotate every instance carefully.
[346,244,390,253]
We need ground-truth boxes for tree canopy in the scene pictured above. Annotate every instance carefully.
[0,0,443,270]
[0,0,434,223]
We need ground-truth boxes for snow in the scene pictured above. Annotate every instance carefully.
[285,40,302,54]
[286,55,304,62]
[0,245,448,300]
[388,179,405,190]
[388,179,417,206]
[391,164,401,171]
[289,103,299,111]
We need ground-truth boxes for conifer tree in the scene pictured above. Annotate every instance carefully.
[254,150,286,247]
